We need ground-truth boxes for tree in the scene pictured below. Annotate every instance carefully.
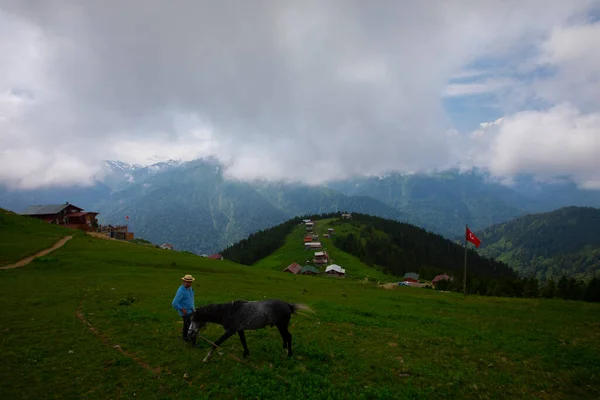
[585,277,600,302]
[541,278,556,299]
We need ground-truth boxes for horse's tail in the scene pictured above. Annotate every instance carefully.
[289,303,315,315]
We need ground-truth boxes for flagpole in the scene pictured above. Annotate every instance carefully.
[464,224,468,296]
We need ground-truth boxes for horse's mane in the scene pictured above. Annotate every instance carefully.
[194,300,248,320]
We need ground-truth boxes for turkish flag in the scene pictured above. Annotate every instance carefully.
[466,226,481,248]
[125,216,129,220]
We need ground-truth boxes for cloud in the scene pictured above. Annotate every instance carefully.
[0,1,599,189]
[468,104,600,188]
[461,17,600,188]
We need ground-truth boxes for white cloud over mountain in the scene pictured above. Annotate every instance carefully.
[0,1,599,189]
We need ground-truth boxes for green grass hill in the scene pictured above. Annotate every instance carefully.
[222,212,521,295]
[1,208,600,399]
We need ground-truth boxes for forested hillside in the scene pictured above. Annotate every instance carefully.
[477,206,600,281]
[331,213,515,281]
[328,213,540,297]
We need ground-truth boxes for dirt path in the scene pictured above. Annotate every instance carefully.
[0,235,73,270]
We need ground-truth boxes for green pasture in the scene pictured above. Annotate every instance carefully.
[1,212,599,399]
[0,209,75,266]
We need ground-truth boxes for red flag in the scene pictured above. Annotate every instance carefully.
[125,215,129,220]
[466,226,481,248]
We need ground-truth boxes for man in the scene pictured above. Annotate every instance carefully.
[172,274,196,344]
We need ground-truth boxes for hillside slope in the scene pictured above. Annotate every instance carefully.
[249,218,393,281]
[223,212,516,287]
[477,206,600,281]
[0,208,77,266]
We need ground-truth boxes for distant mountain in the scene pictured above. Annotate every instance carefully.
[325,170,599,237]
[2,158,600,256]
[0,158,409,254]
[476,206,600,281]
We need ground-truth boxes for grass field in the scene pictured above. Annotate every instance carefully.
[0,209,76,266]
[1,212,600,399]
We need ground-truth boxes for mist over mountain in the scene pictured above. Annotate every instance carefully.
[2,158,600,255]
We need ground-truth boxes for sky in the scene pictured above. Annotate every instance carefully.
[1,0,600,190]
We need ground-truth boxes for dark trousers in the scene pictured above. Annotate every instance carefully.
[182,314,195,344]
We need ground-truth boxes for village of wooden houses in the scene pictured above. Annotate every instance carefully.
[281,218,347,278]
[282,216,453,288]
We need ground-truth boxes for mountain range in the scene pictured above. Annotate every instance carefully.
[2,157,600,256]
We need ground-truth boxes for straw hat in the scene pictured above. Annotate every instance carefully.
[181,274,195,282]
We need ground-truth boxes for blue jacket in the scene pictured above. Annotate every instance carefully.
[172,285,195,317]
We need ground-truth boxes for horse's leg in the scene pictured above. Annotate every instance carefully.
[275,324,287,352]
[237,330,250,358]
[276,324,293,357]
[203,329,236,363]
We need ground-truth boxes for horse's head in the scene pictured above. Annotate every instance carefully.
[187,311,207,340]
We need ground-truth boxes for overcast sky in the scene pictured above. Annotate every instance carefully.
[1,0,600,189]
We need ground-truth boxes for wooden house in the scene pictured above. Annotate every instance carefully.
[341,213,352,220]
[283,262,302,274]
[21,202,100,232]
[300,266,319,275]
[304,241,322,250]
[305,222,314,233]
[432,273,452,287]
[207,254,223,260]
[303,236,314,243]
[403,272,420,283]
[327,228,335,234]
[160,242,174,250]
[313,251,329,265]
[98,224,134,240]
[325,264,346,277]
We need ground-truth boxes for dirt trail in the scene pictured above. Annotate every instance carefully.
[0,235,73,270]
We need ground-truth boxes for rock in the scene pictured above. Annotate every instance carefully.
[183,373,189,379]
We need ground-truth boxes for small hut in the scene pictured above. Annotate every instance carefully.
[300,266,319,275]
[432,273,452,287]
[325,264,346,277]
[283,262,302,274]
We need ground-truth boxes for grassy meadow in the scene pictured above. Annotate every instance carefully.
[0,209,75,266]
[1,211,600,399]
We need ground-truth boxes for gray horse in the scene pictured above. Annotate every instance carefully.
[188,299,313,362]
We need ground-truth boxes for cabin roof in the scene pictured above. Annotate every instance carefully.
[283,262,302,274]
[326,264,346,274]
[21,204,72,215]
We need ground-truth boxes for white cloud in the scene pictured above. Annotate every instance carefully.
[0,1,599,189]
[460,17,600,188]
[469,104,600,188]
[532,21,600,111]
